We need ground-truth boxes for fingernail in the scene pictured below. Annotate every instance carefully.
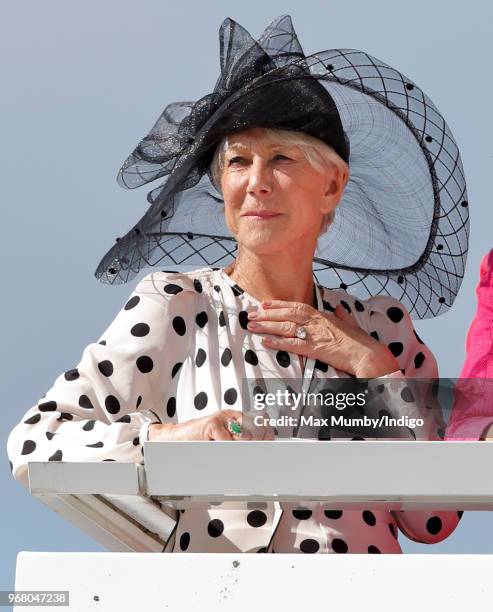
[262,300,271,307]
[248,311,258,319]
[248,322,259,329]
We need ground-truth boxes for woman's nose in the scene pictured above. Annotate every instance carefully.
[247,160,273,197]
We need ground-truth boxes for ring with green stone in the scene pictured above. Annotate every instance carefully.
[228,420,242,436]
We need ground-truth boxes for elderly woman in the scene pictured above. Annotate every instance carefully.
[8,15,467,553]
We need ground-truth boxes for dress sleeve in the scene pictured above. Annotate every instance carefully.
[446,250,493,440]
[362,294,462,544]
[6,271,194,488]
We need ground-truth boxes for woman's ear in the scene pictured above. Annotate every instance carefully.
[324,164,348,201]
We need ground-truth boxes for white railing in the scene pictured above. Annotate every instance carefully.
[13,441,493,611]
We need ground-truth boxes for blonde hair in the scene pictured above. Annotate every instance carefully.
[210,127,349,235]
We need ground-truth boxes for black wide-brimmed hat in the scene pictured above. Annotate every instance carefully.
[95,14,469,319]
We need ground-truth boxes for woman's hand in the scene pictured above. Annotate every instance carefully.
[247,300,399,378]
[148,409,275,441]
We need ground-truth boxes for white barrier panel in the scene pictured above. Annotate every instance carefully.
[144,440,493,508]
[14,552,493,611]
[25,441,493,552]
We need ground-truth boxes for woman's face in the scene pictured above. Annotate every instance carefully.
[219,128,345,256]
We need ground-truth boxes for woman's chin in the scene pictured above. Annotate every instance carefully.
[236,232,287,255]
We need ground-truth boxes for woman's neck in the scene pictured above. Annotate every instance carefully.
[225,250,316,308]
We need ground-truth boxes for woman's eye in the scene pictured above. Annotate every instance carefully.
[228,156,245,166]
[273,154,291,161]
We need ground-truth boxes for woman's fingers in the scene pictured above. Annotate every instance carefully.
[248,306,309,324]
[188,409,274,441]
[247,319,298,337]
[334,304,359,328]
[210,422,234,440]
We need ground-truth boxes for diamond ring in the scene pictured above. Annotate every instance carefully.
[295,326,307,340]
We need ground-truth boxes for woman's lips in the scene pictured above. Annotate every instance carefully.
[242,212,281,219]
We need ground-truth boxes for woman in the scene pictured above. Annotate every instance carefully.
[7,15,468,553]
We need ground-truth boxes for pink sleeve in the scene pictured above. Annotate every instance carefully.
[446,250,493,440]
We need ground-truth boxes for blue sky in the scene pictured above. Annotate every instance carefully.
[2,0,493,593]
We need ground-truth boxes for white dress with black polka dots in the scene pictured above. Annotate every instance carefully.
[7,266,461,553]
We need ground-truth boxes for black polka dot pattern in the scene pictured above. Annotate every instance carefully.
[179,532,190,550]
[244,349,258,366]
[105,395,120,414]
[324,510,343,520]
[300,539,319,553]
[136,356,153,373]
[48,450,63,461]
[223,388,237,405]
[79,395,94,409]
[340,300,351,313]
[171,362,183,378]
[368,545,381,553]
[8,270,459,555]
[196,312,208,328]
[163,284,183,295]
[98,360,114,377]
[24,414,41,425]
[38,401,57,412]
[426,516,442,535]
[388,342,404,357]
[194,392,208,410]
[21,440,36,455]
[400,387,415,403]
[172,316,187,336]
[292,509,312,520]
[195,348,207,367]
[231,284,244,296]
[331,538,348,553]
[323,300,335,312]
[221,348,232,366]
[387,306,404,323]
[314,360,329,373]
[207,519,224,538]
[131,323,150,337]
[247,511,267,527]
[238,311,249,330]
[166,397,176,418]
[124,295,140,310]
[276,351,290,368]
[86,441,104,448]
[64,368,80,381]
[362,510,376,526]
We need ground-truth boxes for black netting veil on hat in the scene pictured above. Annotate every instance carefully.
[95,14,469,319]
